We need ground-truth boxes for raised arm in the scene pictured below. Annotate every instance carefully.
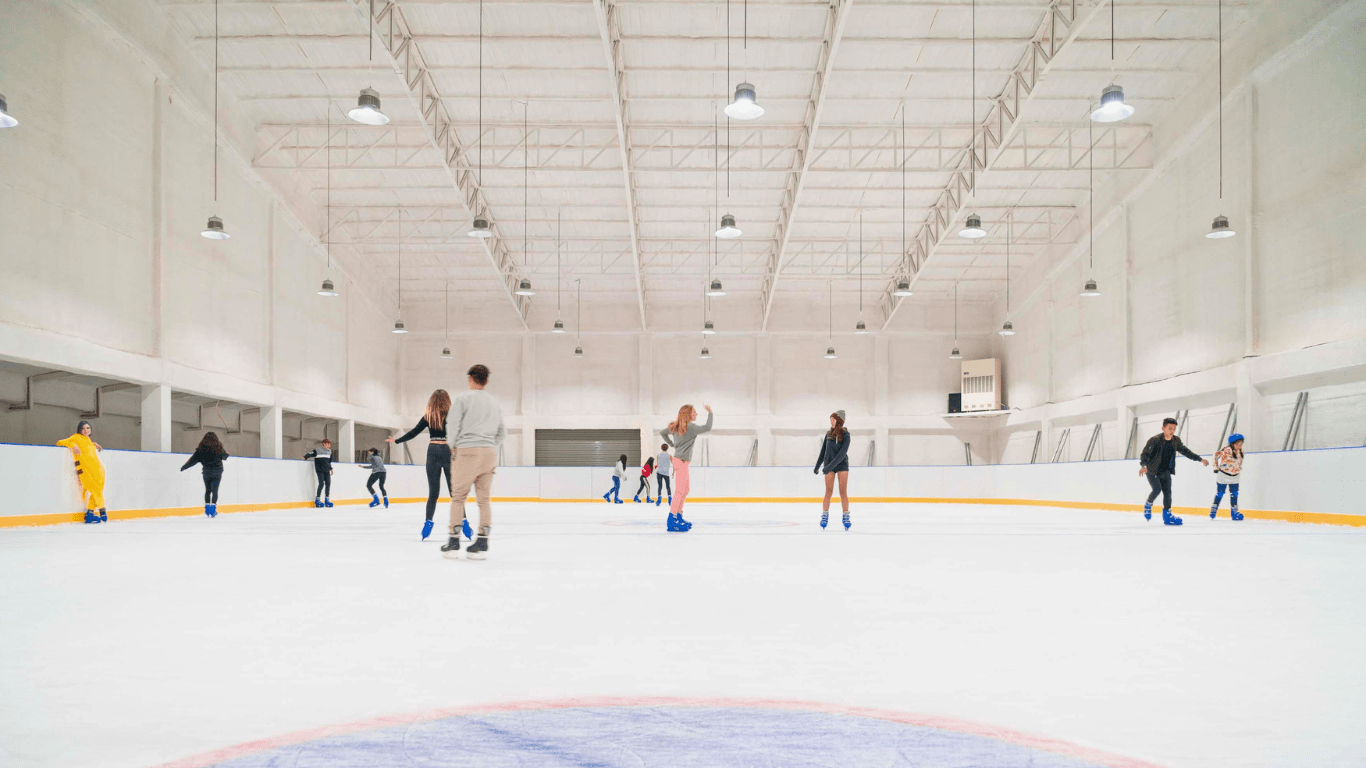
[180,450,201,472]
[392,417,429,445]
[694,409,714,435]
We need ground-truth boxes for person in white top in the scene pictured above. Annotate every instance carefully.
[440,364,506,561]
[1210,433,1246,521]
[603,454,628,504]
[654,443,672,507]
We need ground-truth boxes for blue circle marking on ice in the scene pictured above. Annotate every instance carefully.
[203,705,1129,767]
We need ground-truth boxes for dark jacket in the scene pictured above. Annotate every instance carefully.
[181,447,228,474]
[303,447,334,473]
[1139,433,1202,475]
[814,432,852,474]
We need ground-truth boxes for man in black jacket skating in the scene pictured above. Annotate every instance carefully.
[1139,418,1209,526]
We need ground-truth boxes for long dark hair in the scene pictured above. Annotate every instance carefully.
[199,431,226,455]
[619,453,628,468]
[826,412,846,443]
[645,456,654,470]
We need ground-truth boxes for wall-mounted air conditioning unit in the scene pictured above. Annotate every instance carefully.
[960,358,1003,412]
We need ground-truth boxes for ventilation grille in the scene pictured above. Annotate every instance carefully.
[963,374,994,395]
[534,429,641,467]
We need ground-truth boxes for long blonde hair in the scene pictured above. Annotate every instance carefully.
[668,404,696,436]
[425,389,452,431]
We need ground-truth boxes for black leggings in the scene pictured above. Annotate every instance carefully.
[367,471,387,497]
[635,476,651,497]
[425,443,452,521]
[656,474,672,497]
[315,468,331,499]
[1146,472,1172,510]
[203,471,222,504]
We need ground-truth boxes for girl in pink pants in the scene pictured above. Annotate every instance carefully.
[660,404,713,532]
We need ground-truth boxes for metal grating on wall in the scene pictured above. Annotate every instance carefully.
[535,429,641,468]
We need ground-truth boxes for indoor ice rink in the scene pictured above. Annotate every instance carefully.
[1,0,1364,766]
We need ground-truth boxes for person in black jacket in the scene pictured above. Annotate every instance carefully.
[1139,417,1209,526]
[814,410,853,530]
[387,389,454,541]
[181,431,229,518]
[304,439,335,508]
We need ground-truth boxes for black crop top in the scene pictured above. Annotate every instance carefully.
[394,416,447,443]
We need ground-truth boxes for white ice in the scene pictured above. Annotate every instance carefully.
[1,502,1364,767]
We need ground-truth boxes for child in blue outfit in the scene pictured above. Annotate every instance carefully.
[1210,433,1246,521]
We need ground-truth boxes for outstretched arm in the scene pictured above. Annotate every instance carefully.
[391,418,429,445]
[694,408,714,435]
[181,450,201,472]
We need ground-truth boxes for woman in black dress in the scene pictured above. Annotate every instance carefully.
[813,410,851,530]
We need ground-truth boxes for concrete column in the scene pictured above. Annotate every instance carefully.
[874,335,889,465]
[338,418,355,463]
[521,335,536,466]
[1234,361,1265,452]
[756,425,773,467]
[139,384,172,452]
[260,405,283,459]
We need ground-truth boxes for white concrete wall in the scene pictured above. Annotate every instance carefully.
[0,0,407,452]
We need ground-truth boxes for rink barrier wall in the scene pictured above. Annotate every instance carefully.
[2,442,1363,527]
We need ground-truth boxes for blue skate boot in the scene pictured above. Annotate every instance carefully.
[204,504,213,517]
[1231,508,1244,521]
[383,496,389,508]
[666,513,680,532]
[646,495,654,504]
[208,504,217,518]
[324,499,334,508]
[1210,504,1218,519]
[603,492,612,503]
[820,511,829,529]
[421,519,434,540]
[1162,510,1183,526]
[655,496,661,506]
[99,508,108,522]
[83,510,102,524]
[843,513,851,531]
[633,494,641,503]
[676,513,692,531]
[314,499,324,508]
[369,494,381,508]
[1143,502,1152,521]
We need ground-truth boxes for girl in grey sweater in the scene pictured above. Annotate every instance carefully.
[362,448,387,508]
[659,404,712,531]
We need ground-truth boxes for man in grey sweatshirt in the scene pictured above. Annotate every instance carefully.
[442,364,506,560]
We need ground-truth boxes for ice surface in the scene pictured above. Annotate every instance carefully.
[1,502,1364,768]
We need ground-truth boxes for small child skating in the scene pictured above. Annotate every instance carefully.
[603,454,627,503]
[363,448,388,508]
[304,439,335,507]
[181,431,229,517]
[1210,433,1246,521]
[633,457,655,503]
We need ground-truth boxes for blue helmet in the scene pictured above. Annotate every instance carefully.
[1227,433,1244,446]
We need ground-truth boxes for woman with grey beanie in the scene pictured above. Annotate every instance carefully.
[814,410,852,530]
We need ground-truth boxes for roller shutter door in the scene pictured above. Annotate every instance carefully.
[535,429,641,467]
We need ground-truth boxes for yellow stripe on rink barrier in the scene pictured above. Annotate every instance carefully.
[3,496,1363,528]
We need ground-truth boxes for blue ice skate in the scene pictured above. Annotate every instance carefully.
[324,499,333,508]
[421,519,434,540]
[204,504,213,518]
[369,494,381,508]
[1162,510,1183,526]
[83,510,102,524]
[646,496,654,504]
[1143,502,1152,521]
[99,509,107,522]
[843,513,851,531]
[820,511,829,529]
[314,499,324,508]
[666,513,680,532]
[1231,509,1244,521]
[615,498,624,504]
[603,492,612,503]
[462,519,473,539]
[1210,505,1218,519]
[655,496,661,507]
[633,495,641,503]
[208,503,217,518]
[383,496,389,508]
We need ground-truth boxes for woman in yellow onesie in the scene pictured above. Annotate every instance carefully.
[56,420,106,524]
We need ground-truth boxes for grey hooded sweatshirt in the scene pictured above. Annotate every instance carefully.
[660,411,712,462]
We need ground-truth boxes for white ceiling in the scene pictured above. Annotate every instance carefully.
[159,0,1253,331]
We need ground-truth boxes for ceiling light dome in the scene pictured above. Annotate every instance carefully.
[1080,279,1100,297]
[514,278,535,296]
[551,319,566,334]
[317,279,338,297]
[348,87,390,126]
[892,280,913,297]
[699,347,711,360]
[1090,84,1134,123]
[0,95,17,128]
[998,320,1016,337]
[702,320,716,335]
[1207,215,1236,239]
[707,279,727,297]
[573,346,584,358]
[959,214,986,239]
[949,347,962,360]
[854,320,868,334]
[392,320,408,334]
[201,215,229,240]
[715,214,741,239]
[440,347,452,359]
[824,346,838,360]
[468,217,492,238]
[724,82,764,120]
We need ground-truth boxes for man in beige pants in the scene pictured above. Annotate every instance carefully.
[440,364,506,561]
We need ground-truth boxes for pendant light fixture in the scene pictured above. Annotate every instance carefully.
[0,95,18,128]
[201,0,229,240]
[893,105,914,298]
[1081,112,1101,297]
[854,214,869,334]
[467,0,492,239]
[950,284,963,359]
[959,0,984,241]
[392,206,408,333]
[699,347,711,360]
[440,282,452,357]
[348,1,389,125]
[573,278,584,357]
[513,100,535,296]
[1207,0,1237,240]
[723,0,763,120]
[1090,4,1134,123]
[999,210,1016,336]
[702,320,716,335]
[552,209,567,332]
[318,105,339,296]
[708,279,727,297]
[824,281,837,359]
[715,213,741,239]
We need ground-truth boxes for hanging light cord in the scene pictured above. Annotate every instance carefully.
[954,283,959,342]
[726,0,730,196]
[1005,210,1011,314]
[576,279,582,342]
[478,0,483,189]
[557,209,562,313]
[444,281,449,343]
[1218,0,1223,201]
[901,104,906,280]
[858,213,863,317]
[970,0,976,193]
[524,100,528,267]
[326,105,331,270]
[213,0,218,203]
[1089,108,1094,273]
